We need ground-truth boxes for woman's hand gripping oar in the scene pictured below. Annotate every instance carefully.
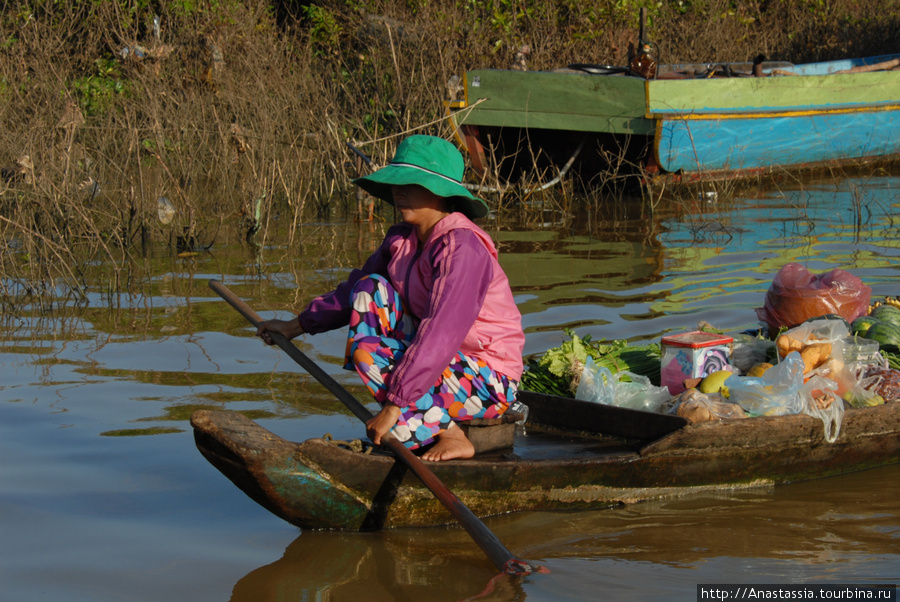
[208,280,544,576]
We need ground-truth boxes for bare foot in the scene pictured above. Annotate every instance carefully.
[420,424,474,461]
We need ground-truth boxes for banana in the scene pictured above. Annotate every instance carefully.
[869,297,900,314]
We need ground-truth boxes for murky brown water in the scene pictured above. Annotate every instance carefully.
[2,174,899,601]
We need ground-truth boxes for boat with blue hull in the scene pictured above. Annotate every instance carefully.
[448,54,900,186]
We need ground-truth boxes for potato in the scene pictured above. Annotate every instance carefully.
[776,334,803,358]
[799,342,833,373]
[800,346,819,373]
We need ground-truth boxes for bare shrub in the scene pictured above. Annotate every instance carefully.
[0,0,896,304]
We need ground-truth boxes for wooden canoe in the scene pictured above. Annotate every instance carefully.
[191,390,900,530]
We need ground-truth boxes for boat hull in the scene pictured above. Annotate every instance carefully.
[192,391,900,530]
[655,108,900,175]
[649,69,900,175]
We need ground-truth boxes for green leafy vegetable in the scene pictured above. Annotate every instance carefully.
[521,329,661,397]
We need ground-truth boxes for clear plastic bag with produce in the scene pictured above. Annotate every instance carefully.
[834,337,890,407]
[812,352,885,409]
[668,389,747,423]
[857,366,900,404]
[800,374,844,443]
[575,356,671,412]
[726,352,806,416]
[842,380,886,408]
[575,358,616,405]
[775,319,849,374]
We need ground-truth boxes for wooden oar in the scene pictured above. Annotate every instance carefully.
[208,279,542,576]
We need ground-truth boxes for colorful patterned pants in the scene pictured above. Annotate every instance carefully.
[344,274,517,450]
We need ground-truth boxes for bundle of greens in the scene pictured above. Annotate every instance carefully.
[520,329,662,397]
[883,347,900,371]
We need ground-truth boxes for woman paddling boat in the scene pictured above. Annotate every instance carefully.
[256,135,525,461]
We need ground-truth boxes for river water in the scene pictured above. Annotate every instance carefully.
[2,174,899,601]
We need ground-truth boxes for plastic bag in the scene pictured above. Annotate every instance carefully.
[813,354,884,408]
[776,320,850,358]
[780,319,850,349]
[800,374,844,443]
[575,358,616,405]
[731,334,774,374]
[575,356,671,413]
[726,352,806,416]
[775,318,850,376]
[858,366,900,403]
[834,336,888,406]
[667,389,748,423]
[756,263,871,333]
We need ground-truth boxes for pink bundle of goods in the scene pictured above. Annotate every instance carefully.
[756,263,871,333]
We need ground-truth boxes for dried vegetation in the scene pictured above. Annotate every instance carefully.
[0,0,897,304]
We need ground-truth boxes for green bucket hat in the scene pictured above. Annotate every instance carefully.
[352,135,489,219]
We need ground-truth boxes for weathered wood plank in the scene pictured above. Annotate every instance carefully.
[640,401,900,455]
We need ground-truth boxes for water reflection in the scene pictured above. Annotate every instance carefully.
[232,531,522,601]
[230,464,900,601]
[2,174,900,601]
[509,174,900,353]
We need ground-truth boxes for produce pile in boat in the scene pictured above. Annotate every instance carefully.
[521,297,900,442]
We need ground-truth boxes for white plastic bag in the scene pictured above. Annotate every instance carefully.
[801,374,844,443]
[575,356,671,413]
[727,352,806,416]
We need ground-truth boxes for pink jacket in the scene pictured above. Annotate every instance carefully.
[298,213,524,408]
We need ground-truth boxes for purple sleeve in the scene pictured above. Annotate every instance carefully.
[296,267,368,334]
[386,229,492,408]
[297,228,399,334]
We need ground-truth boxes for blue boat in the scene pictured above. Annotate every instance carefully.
[447,54,900,186]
